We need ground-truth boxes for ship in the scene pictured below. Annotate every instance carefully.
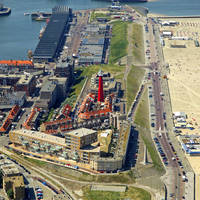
[0,3,11,16]
[120,0,147,2]
[39,26,45,39]
[93,0,147,2]
[116,0,147,1]
[31,12,51,21]
[39,18,49,38]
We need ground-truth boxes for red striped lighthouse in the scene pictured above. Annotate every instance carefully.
[97,70,104,102]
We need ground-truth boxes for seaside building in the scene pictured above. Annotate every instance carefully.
[0,105,21,134]
[9,128,99,164]
[0,74,36,97]
[54,60,74,82]
[35,80,58,110]
[65,128,98,149]
[48,76,68,100]
[33,6,72,62]
[78,24,110,65]
[97,70,104,102]
[14,74,36,96]
[1,164,25,200]
[0,91,26,108]
[179,135,200,156]
[90,71,117,96]
[0,60,34,71]
[9,120,131,172]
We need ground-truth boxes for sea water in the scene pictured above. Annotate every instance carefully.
[0,0,199,59]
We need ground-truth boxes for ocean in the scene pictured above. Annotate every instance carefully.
[0,0,200,59]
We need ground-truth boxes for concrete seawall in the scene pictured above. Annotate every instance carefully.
[157,15,200,19]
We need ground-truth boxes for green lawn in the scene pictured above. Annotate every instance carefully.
[94,171,135,184]
[109,21,128,64]
[11,152,136,184]
[23,156,47,167]
[90,11,111,22]
[126,65,145,111]
[134,88,149,129]
[80,64,125,78]
[70,64,125,102]
[83,189,120,200]
[121,186,151,200]
[134,88,164,172]
[132,23,145,64]
[83,186,151,200]
[46,108,54,122]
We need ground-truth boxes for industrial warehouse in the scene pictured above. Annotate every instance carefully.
[78,24,110,65]
[33,6,73,62]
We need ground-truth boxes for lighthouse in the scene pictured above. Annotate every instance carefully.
[97,70,104,102]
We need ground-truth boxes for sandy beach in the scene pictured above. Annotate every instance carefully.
[160,17,200,200]
[161,18,200,135]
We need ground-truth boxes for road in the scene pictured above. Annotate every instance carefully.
[66,10,90,58]
[147,18,185,200]
[0,147,75,200]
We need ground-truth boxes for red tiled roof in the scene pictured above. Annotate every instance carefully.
[0,60,33,66]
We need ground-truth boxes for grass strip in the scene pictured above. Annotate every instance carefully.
[134,88,164,172]
[82,185,151,200]
[109,21,128,64]
[132,23,145,64]
[126,65,145,111]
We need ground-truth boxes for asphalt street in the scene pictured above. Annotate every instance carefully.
[147,18,185,200]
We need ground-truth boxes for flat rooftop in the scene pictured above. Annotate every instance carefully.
[84,24,107,33]
[40,80,56,92]
[1,163,20,175]
[12,129,66,147]
[4,175,24,187]
[0,74,21,79]
[48,76,68,84]
[17,75,33,85]
[65,128,97,137]
[33,6,71,60]
[82,36,105,45]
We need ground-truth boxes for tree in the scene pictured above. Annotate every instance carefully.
[7,188,14,199]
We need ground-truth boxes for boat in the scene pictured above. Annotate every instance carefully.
[39,26,46,39]
[120,0,147,1]
[31,12,51,21]
[24,12,30,16]
[117,0,147,2]
[39,18,49,38]
[93,0,147,2]
[109,0,122,9]
[0,3,11,16]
